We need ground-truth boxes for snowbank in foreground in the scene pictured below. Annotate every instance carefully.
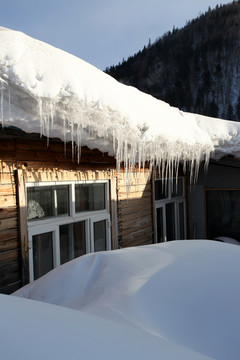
[14,240,240,360]
[1,27,240,175]
[1,294,212,360]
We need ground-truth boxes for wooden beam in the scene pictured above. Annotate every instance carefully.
[109,170,118,250]
[17,169,29,285]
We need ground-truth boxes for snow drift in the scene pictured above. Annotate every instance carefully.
[1,27,240,178]
[14,240,240,360]
[1,294,212,360]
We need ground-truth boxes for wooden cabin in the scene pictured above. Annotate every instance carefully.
[0,127,154,294]
[2,126,240,295]
[1,28,240,295]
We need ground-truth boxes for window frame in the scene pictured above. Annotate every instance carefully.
[26,180,111,282]
[154,177,187,243]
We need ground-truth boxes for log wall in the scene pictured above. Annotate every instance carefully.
[0,135,117,294]
[117,170,154,248]
[0,139,20,293]
[0,131,155,294]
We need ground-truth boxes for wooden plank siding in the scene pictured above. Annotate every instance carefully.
[0,136,119,293]
[0,133,156,293]
[117,170,154,248]
[0,155,20,294]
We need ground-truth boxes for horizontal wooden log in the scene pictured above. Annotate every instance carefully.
[0,228,18,241]
[118,190,152,201]
[0,184,16,195]
[119,221,153,237]
[0,207,18,219]
[0,139,16,151]
[119,227,153,245]
[117,183,151,194]
[0,194,16,208]
[0,150,16,161]
[118,198,152,212]
[120,236,153,248]
[0,216,18,230]
[118,207,152,221]
[0,249,20,263]
[0,260,21,288]
[0,238,19,252]
[119,214,152,229]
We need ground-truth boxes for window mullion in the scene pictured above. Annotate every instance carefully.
[54,227,60,268]
[70,183,75,218]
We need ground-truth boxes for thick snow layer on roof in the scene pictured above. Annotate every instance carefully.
[1,27,240,174]
[14,240,240,360]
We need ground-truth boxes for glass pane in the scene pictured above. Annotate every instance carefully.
[27,185,69,221]
[155,180,168,200]
[206,190,240,241]
[75,183,105,212]
[172,178,184,197]
[166,202,176,241]
[156,207,164,242]
[60,221,86,264]
[179,202,185,239]
[94,220,107,252]
[33,232,53,280]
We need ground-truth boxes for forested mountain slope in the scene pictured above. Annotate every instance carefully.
[106,1,240,121]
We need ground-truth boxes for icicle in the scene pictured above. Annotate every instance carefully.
[76,123,82,164]
[71,122,74,162]
[8,88,11,121]
[0,82,3,128]
[37,98,43,137]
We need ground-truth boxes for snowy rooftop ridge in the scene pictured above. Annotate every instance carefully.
[1,27,240,177]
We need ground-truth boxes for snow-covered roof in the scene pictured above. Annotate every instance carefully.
[1,27,240,174]
[14,240,240,360]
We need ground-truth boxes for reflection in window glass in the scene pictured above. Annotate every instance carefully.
[206,190,240,241]
[179,202,185,239]
[166,203,176,241]
[172,178,184,197]
[156,207,164,242]
[94,220,107,252]
[155,180,168,200]
[27,185,69,220]
[60,221,86,264]
[33,232,53,280]
[75,183,105,213]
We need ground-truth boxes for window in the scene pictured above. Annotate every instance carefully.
[154,177,186,242]
[27,181,111,282]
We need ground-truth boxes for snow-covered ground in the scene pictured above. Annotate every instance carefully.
[1,27,240,177]
[13,240,240,360]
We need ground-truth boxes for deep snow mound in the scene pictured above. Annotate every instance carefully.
[14,240,240,360]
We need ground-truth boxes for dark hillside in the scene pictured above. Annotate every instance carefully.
[106,1,240,120]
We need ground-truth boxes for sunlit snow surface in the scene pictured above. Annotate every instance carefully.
[1,27,240,178]
[13,240,240,360]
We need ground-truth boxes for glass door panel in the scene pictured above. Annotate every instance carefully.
[59,221,86,264]
[32,232,53,280]
[178,202,185,239]
[166,203,176,241]
[93,220,107,252]
[156,207,165,242]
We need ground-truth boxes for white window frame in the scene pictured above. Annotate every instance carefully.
[154,177,187,243]
[26,180,111,282]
